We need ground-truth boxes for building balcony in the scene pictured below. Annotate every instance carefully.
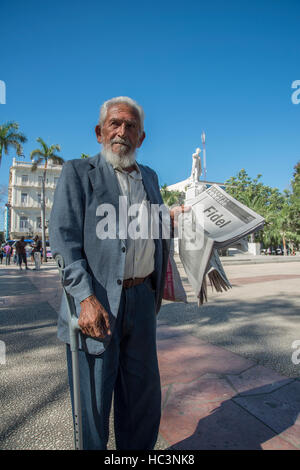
[11,158,63,171]
[12,182,57,189]
[12,227,47,233]
[11,203,53,210]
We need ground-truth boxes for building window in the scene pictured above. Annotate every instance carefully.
[54,177,59,186]
[20,216,28,230]
[37,193,41,204]
[38,176,43,186]
[21,193,28,206]
[36,217,42,229]
[21,175,28,184]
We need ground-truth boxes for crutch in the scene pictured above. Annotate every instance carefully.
[55,254,83,450]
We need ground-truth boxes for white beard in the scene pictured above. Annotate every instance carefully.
[101,146,137,169]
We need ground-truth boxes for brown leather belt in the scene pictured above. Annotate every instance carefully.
[123,275,150,289]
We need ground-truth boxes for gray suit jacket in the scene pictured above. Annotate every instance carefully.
[49,153,170,355]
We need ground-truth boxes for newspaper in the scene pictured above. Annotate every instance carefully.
[175,184,265,305]
[189,184,265,248]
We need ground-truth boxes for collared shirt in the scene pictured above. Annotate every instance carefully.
[113,163,155,279]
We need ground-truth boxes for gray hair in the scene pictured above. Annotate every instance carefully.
[99,96,145,134]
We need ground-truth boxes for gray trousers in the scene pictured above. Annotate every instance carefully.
[66,280,161,450]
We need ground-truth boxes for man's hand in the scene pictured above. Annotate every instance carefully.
[78,295,111,339]
[170,205,191,229]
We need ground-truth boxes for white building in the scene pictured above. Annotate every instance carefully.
[167,178,226,193]
[6,158,63,240]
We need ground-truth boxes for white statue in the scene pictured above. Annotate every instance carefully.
[190,147,202,183]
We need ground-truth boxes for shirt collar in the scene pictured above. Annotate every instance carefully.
[113,162,142,180]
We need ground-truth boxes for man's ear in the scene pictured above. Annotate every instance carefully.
[95,125,102,144]
[137,131,146,148]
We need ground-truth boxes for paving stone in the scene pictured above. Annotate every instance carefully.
[158,334,255,386]
[260,435,299,450]
[156,324,197,341]
[226,365,293,396]
[2,262,300,451]
[229,274,300,286]
[233,380,300,448]
[160,397,279,450]
[164,376,236,407]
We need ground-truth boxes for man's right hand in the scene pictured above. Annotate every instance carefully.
[78,295,111,339]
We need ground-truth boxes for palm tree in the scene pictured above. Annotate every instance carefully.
[160,184,184,207]
[0,121,27,166]
[30,137,64,262]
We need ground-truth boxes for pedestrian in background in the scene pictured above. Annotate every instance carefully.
[4,242,11,266]
[0,246,4,264]
[15,237,29,270]
[12,245,17,264]
[31,235,42,270]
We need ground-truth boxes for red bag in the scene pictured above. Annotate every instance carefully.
[163,252,187,302]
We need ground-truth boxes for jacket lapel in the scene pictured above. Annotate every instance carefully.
[88,153,121,208]
[139,165,162,205]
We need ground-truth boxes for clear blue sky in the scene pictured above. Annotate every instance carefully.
[1,0,300,201]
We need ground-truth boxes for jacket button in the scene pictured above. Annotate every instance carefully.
[122,247,126,253]
[117,279,122,285]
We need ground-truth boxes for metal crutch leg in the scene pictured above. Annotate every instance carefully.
[55,254,83,450]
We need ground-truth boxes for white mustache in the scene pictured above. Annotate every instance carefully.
[111,138,131,147]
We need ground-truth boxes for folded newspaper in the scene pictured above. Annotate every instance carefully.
[164,184,265,306]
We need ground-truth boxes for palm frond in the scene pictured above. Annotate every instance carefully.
[0,121,27,167]
[36,137,49,154]
[30,149,44,160]
[49,155,64,165]
[4,140,22,155]
[30,157,43,172]
[49,144,61,154]
[1,121,19,132]
[7,131,27,144]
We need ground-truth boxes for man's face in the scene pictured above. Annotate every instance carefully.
[95,103,145,157]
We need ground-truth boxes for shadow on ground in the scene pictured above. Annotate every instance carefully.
[159,297,300,377]
[162,379,300,450]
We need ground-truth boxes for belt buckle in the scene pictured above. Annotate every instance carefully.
[128,278,135,288]
[124,278,135,288]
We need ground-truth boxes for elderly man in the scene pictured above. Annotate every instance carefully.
[50,97,185,450]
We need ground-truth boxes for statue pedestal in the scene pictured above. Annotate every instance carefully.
[185,181,207,204]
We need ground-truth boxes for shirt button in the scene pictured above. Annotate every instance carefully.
[117,279,122,285]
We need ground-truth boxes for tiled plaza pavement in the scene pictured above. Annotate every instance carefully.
[1,259,300,450]
[157,257,300,450]
[157,326,300,450]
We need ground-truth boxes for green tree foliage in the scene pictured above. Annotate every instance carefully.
[0,121,27,166]
[284,162,300,251]
[30,138,64,261]
[225,168,299,251]
[160,184,185,207]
